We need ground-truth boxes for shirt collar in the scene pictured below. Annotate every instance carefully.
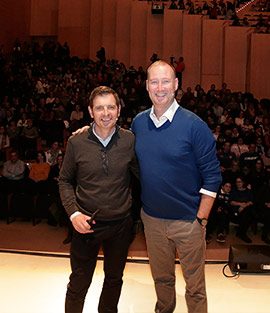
[149,99,179,128]
[92,123,116,147]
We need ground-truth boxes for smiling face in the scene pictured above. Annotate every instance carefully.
[57,154,63,166]
[51,141,59,151]
[146,62,178,112]
[88,93,121,136]
[222,182,231,193]
[37,152,45,163]
[235,178,244,190]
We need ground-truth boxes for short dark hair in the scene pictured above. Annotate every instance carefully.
[235,176,245,183]
[49,140,59,147]
[9,149,18,156]
[89,86,120,109]
[221,181,231,187]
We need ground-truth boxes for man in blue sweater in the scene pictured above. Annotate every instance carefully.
[131,60,222,313]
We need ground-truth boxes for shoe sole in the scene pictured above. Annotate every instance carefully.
[216,239,226,243]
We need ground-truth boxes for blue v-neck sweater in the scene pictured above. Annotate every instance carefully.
[131,106,222,220]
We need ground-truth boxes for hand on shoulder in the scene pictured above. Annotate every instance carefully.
[72,125,90,136]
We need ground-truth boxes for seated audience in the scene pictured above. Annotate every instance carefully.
[255,136,265,156]
[229,176,256,243]
[222,159,241,185]
[241,118,254,143]
[249,157,267,209]
[239,143,260,168]
[0,125,10,162]
[1,38,270,245]
[0,150,25,212]
[6,120,20,149]
[47,153,73,241]
[38,102,55,144]
[235,110,245,127]
[69,104,83,132]
[17,112,28,128]
[256,171,270,244]
[2,150,25,187]
[25,151,50,195]
[206,181,232,244]
[20,119,39,160]
[217,141,236,172]
[230,137,249,158]
[261,147,270,167]
[45,140,63,166]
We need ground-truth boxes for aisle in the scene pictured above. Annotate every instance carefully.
[0,253,269,313]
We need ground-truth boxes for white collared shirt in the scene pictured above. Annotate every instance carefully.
[92,123,115,147]
[149,99,179,128]
[149,99,216,198]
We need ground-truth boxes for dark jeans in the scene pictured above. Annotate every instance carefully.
[216,210,230,234]
[207,208,230,236]
[259,206,270,238]
[229,205,255,235]
[65,215,134,313]
[0,176,25,194]
[22,178,49,195]
[0,177,25,213]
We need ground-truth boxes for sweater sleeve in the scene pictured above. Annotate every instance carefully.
[58,138,78,217]
[191,119,222,193]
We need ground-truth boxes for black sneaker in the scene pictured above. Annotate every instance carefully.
[262,236,270,244]
[206,234,212,244]
[216,233,226,243]
[63,235,72,245]
[237,233,252,243]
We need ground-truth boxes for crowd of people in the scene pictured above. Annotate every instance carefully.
[168,0,239,18]
[165,0,270,31]
[251,0,270,12]
[0,39,270,247]
[179,81,270,244]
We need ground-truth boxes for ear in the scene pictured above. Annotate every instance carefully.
[146,80,149,92]
[117,104,121,118]
[88,106,94,119]
[174,77,179,90]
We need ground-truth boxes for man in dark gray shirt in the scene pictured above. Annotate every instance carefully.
[59,86,138,313]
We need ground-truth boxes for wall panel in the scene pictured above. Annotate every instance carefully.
[0,0,31,52]
[201,19,227,91]
[249,34,270,100]
[58,0,90,58]
[102,0,117,60]
[130,1,147,69]
[89,0,103,60]
[163,10,183,63]
[224,27,253,93]
[181,15,202,90]
[30,0,58,36]
[58,27,90,59]
[146,8,163,67]
[115,0,132,66]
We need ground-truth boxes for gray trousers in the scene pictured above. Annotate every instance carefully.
[141,209,207,313]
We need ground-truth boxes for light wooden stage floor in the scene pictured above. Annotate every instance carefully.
[0,252,270,313]
[0,220,268,262]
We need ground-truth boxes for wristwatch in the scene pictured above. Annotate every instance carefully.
[196,217,208,227]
